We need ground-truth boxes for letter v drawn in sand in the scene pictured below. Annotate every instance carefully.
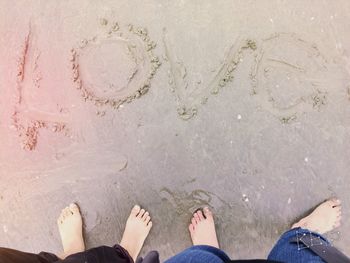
[163,28,257,120]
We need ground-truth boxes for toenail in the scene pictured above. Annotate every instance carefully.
[133,205,141,212]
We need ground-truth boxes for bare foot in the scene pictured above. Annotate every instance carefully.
[292,198,342,234]
[188,207,219,248]
[120,205,152,262]
[57,203,85,259]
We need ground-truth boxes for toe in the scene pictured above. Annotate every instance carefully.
[147,221,153,228]
[197,210,204,220]
[60,211,66,222]
[194,212,200,223]
[145,216,151,224]
[130,205,141,217]
[188,224,195,235]
[334,206,342,214]
[57,216,63,225]
[69,203,80,214]
[58,211,64,222]
[334,221,341,228]
[203,207,213,220]
[143,211,149,220]
[329,198,341,207]
[191,218,197,226]
[138,209,146,218]
[63,207,71,218]
[66,207,73,216]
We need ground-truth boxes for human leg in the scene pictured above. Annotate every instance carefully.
[57,203,85,259]
[0,248,59,263]
[58,204,153,262]
[291,198,341,234]
[165,207,230,263]
[1,203,155,263]
[268,198,346,263]
[0,203,84,263]
[120,205,153,262]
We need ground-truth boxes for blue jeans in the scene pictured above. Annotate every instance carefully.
[165,228,328,263]
[267,227,329,262]
[165,245,231,263]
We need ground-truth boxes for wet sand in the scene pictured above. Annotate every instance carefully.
[0,0,350,260]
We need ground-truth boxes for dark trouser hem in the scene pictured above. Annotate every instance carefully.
[56,245,134,263]
[0,247,59,263]
[0,244,134,263]
[135,251,160,263]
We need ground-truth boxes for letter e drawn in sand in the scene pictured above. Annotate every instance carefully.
[250,33,330,123]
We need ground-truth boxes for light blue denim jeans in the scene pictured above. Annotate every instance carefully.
[164,228,328,263]
[268,227,328,262]
[165,245,230,263]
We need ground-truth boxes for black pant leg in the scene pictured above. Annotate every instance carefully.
[0,247,59,263]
